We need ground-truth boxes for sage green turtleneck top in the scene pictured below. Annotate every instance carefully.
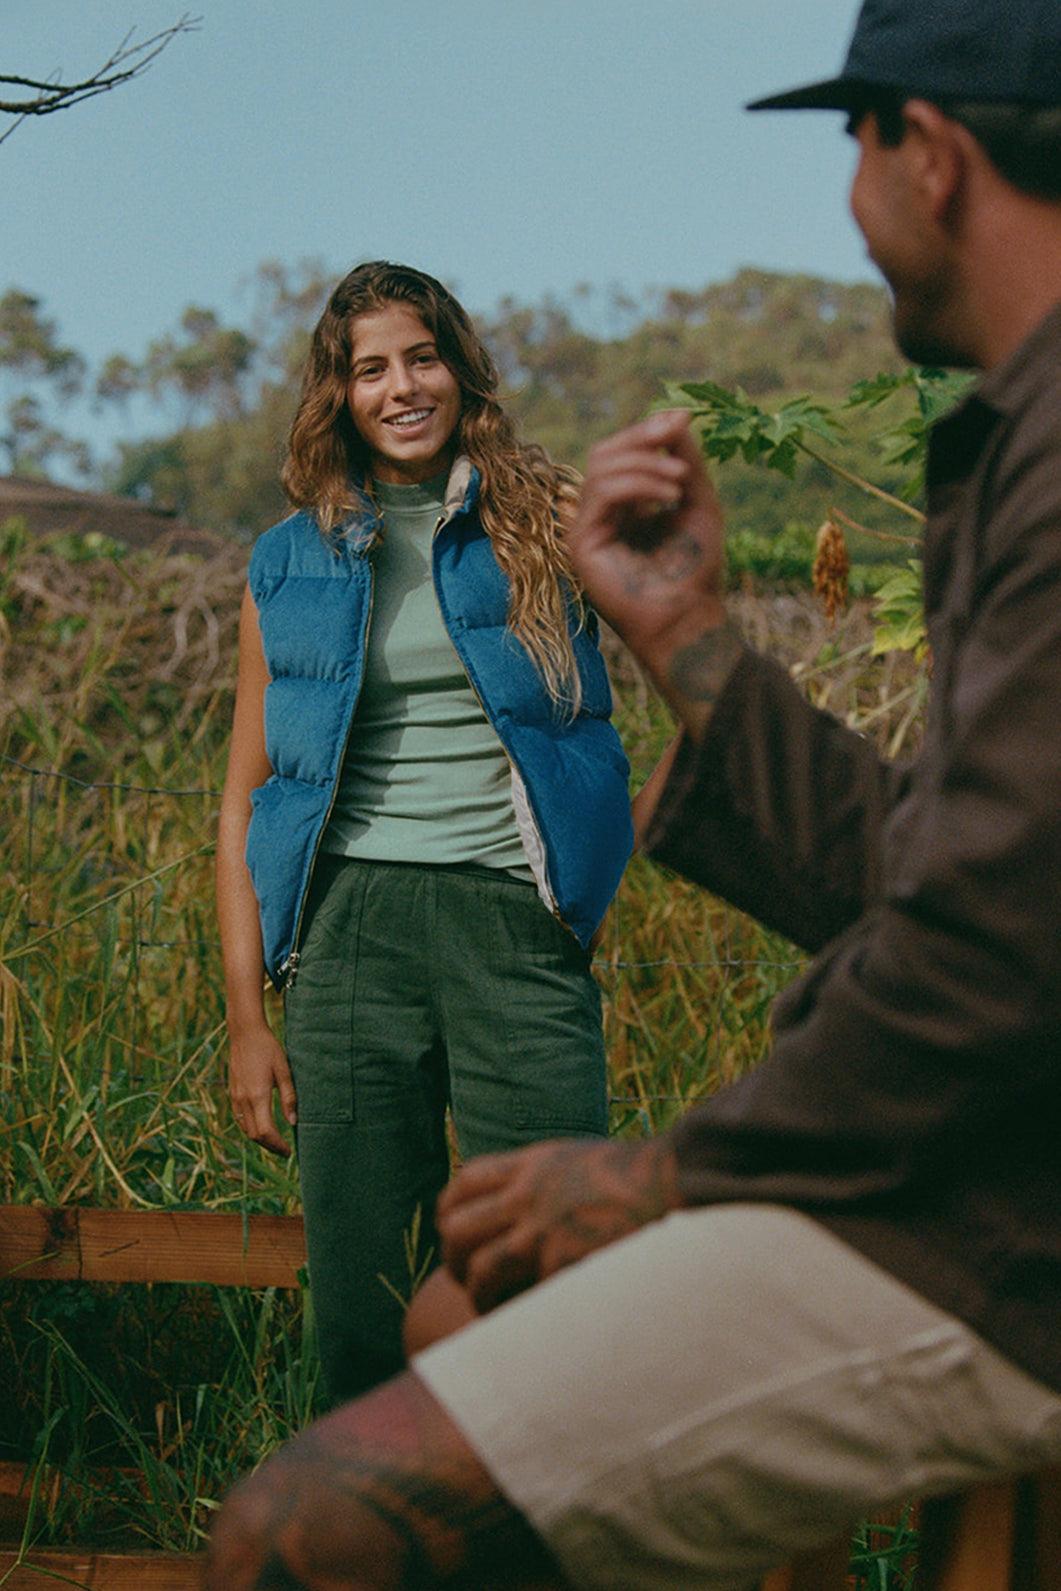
[321,472,532,878]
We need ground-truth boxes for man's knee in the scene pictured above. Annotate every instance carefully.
[204,1369,561,1589]
[204,1466,286,1588]
[404,1266,477,1359]
[203,1423,398,1589]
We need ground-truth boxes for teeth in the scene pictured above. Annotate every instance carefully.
[387,409,431,428]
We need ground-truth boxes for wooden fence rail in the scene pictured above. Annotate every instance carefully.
[0,1548,202,1588]
[2,1203,308,1587]
[0,1204,306,1287]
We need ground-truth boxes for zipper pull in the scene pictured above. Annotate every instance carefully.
[279,950,300,990]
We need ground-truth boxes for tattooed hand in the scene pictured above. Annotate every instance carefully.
[437,1137,681,1314]
[567,410,743,740]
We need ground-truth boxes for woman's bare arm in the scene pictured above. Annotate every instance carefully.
[216,585,297,1156]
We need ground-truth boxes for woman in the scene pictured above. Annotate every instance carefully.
[216,261,633,1403]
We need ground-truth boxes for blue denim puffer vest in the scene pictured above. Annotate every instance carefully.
[245,460,633,989]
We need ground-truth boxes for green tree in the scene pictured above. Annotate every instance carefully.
[0,289,89,475]
[97,265,905,539]
[101,261,333,531]
[142,306,258,425]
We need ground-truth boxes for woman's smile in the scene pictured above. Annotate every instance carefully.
[384,406,435,431]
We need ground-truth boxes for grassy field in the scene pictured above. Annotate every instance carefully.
[0,525,924,1577]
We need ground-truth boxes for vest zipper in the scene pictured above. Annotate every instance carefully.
[431,509,568,932]
[278,555,376,990]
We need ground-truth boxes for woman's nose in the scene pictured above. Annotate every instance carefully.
[387,361,417,399]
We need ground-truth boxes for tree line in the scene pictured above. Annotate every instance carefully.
[1,263,907,544]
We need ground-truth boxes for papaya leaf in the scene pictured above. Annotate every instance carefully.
[913,366,974,422]
[845,370,911,409]
[871,561,927,659]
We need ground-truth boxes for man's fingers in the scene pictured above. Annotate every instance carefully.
[597,426,716,509]
[585,442,688,484]
[581,449,687,501]
[437,1152,519,1216]
[581,467,685,520]
[462,1230,538,1314]
[587,408,693,462]
[439,1193,517,1283]
[438,1153,545,1282]
[665,422,722,513]
[584,414,714,508]
[439,1193,511,1254]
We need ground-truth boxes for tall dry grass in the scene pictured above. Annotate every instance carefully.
[0,522,924,1574]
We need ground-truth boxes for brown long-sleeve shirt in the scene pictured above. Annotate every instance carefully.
[646,301,1061,1392]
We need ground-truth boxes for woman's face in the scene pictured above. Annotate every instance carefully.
[346,303,462,484]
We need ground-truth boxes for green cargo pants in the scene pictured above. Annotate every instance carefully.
[284,854,607,1404]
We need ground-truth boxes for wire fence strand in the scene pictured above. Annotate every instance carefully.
[1,754,803,1118]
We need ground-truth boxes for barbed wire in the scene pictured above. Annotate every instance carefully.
[1,755,805,973]
[2,754,804,1107]
[0,751,220,798]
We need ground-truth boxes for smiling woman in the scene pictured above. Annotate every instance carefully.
[346,305,462,483]
[214,261,635,1404]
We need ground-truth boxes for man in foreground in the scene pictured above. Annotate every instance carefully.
[205,0,1061,1584]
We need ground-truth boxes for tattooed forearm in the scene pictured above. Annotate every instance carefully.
[669,620,743,704]
[665,619,744,738]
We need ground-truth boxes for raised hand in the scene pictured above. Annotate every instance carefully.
[437,1137,680,1314]
[568,409,743,740]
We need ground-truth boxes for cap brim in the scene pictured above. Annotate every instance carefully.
[746,75,870,111]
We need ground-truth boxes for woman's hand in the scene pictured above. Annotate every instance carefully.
[228,1024,297,1157]
[437,1137,680,1314]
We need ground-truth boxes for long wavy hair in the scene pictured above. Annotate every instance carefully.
[282,261,584,712]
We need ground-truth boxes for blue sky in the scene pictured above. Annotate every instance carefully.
[6,0,876,455]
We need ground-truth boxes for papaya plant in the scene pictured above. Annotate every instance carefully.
[660,365,972,658]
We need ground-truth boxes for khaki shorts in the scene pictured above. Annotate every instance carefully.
[416,1206,1061,1590]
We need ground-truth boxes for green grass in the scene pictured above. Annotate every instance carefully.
[4,1282,319,1555]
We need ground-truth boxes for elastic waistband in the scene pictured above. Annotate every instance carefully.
[315,852,536,889]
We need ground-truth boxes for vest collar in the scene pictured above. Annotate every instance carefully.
[335,455,481,554]
[443,454,478,521]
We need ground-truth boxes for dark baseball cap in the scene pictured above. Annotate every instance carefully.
[747,0,1061,112]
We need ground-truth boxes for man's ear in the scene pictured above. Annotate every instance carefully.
[900,100,967,226]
